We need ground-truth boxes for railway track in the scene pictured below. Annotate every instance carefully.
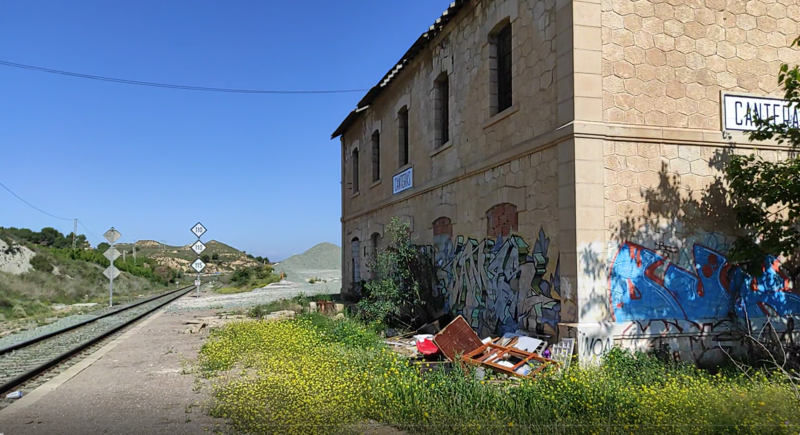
[0,285,196,401]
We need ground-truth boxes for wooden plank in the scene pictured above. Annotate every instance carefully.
[433,315,483,361]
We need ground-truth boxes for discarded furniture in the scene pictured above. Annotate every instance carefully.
[432,315,483,361]
[548,338,576,371]
[462,342,559,379]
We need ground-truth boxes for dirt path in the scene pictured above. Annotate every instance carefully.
[0,308,230,435]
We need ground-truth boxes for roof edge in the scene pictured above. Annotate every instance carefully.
[331,1,469,139]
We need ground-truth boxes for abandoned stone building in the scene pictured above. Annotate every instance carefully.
[332,0,800,364]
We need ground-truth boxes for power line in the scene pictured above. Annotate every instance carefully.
[0,60,369,94]
[0,180,72,221]
[77,220,103,244]
[0,179,104,244]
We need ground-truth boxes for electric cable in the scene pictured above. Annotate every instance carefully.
[0,60,369,94]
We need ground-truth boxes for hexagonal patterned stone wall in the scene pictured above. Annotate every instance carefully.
[604,141,793,242]
[602,0,800,129]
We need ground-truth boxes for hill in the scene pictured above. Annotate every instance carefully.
[114,239,260,275]
[273,243,341,284]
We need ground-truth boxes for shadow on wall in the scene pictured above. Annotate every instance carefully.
[602,147,800,359]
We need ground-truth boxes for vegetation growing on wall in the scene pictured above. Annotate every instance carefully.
[357,217,443,328]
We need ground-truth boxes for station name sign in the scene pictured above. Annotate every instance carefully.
[393,167,413,195]
[723,94,800,131]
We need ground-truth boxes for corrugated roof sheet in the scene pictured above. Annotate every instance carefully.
[332,1,469,139]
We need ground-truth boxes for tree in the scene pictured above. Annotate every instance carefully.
[201,254,211,263]
[726,36,800,284]
[97,242,110,253]
[212,252,220,261]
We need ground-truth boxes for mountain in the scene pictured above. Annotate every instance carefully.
[273,243,341,282]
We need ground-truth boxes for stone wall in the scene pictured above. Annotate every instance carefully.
[601,0,798,128]
[343,0,560,218]
[344,146,564,337]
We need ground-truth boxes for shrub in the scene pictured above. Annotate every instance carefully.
[30,254,54,273]
[11,305,27,318]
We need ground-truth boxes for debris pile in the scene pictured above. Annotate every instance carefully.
[383,315,576,381]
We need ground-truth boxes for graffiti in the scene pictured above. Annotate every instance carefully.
[609,241,800,322]
[434,228,561,337]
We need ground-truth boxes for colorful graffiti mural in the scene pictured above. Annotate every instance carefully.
[609,241,800,322]
[433,228,561,337]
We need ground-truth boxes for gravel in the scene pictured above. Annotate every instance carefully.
[0,300,161,351]
[166,280,340,312]
[0,289,192,387]
[168,243,343,312]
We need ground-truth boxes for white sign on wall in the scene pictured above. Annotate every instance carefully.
[722,93,800,131]
[393,167,413,195]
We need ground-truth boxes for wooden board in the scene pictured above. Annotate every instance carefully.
[433,315,483,361]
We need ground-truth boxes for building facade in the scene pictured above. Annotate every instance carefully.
[333,0,800,364]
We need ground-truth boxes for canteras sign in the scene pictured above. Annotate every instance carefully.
[722,93,800,132]
[393,167,413,195]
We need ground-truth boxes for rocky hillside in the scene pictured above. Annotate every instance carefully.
[114,240,260,274]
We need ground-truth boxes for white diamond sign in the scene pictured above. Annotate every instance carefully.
[104,247,121,262]
[191,222,207,238]
[190,240,206,255]
[103,227,121,244]
[190,259,206,273]
[103,266,120,281]
[195,279,201,287]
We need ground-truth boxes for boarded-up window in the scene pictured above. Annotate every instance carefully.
[433,217,453,237]
[486,203,518,238]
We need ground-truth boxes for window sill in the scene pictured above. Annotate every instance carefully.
[482,105,519,130]
[350,191,360,199]
[397,163,412,173]
[430,140,453,157]
[370,179,382,189]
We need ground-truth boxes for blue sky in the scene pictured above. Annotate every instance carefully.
[0,1,449,261]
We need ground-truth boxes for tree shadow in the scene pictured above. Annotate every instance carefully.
[579,147,743,322]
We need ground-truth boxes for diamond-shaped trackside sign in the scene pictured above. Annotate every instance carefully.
[190,240,206,255]
[190,259,206,273]
[103,266,120,281]
[104,247,121,262]
[191,222,207,239]
[103,227,121,244]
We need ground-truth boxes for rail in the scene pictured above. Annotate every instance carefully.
[0,285,195,396]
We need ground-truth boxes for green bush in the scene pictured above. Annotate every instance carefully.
[11,305,27,318]
[30,254,54,273]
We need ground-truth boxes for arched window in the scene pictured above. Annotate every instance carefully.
[486,203,518,238]
[433,217,452,238]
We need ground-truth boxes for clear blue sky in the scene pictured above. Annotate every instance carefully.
[0,1,450,261]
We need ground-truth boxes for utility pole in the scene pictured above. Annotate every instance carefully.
[72,219,77,249]
[132,240,137,264]
[123,250,126,262]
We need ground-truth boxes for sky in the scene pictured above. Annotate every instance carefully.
[0,1,450,261]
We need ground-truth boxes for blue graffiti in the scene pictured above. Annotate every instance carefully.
[610,242,800,322]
